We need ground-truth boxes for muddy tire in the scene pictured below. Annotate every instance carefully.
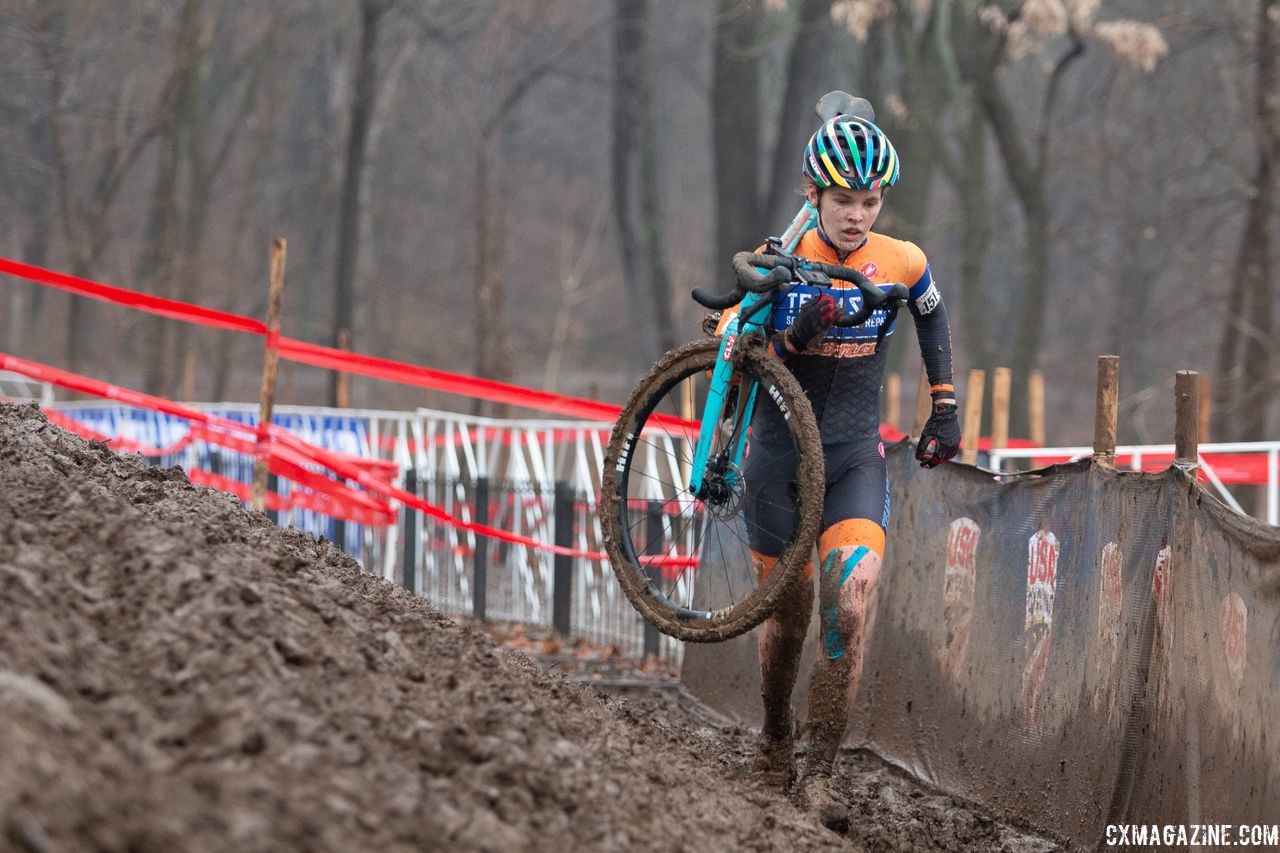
[600,337,824,643]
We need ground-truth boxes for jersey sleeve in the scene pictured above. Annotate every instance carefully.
[905,249,955,399]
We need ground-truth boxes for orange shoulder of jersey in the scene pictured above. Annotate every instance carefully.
[846,233,928,287]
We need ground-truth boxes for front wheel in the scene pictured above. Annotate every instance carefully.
[600,337,823,642]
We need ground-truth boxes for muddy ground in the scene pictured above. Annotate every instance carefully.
[0,403,1063,852]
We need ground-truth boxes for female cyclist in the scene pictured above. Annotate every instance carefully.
[716,114,961,814]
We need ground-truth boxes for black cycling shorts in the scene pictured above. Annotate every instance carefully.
[741,437,889,558]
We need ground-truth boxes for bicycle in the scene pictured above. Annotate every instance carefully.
[599,205,910,642]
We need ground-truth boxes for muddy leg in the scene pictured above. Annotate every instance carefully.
[750,553,813,788]
[756,559,814,740]
[804,544,882,762]
[795,519,884,817]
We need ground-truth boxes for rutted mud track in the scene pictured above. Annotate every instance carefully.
[0,403,1060,852]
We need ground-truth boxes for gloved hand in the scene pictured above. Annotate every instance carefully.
[777,294,843,357]
[916,400,960,468]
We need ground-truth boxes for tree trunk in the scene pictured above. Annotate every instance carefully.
[613,0,656,356]
[330,0,387,406]
[713,0,763,265]
[139,124,182,396]
[763,0,836,229]
[887,0,944,247]
[473,141,514,416]
[640,98,677,353]
[956,102,992,373]
[1228,0,1277,441]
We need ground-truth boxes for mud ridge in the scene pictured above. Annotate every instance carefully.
[0,403,1061,852]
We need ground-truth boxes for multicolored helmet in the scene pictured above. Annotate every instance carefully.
[802,115,900,191]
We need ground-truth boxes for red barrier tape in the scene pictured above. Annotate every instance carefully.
[0,257,267,335]
[0,254,673,425]
[35,407,393,524]
[188,468,394,526]
[1,351,629,563]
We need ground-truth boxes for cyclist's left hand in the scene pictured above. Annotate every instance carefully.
[916,401,960,468]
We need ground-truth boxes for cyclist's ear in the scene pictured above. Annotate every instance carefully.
[804,180,820,206]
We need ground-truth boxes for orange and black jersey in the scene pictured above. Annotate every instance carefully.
[718,228,954,446]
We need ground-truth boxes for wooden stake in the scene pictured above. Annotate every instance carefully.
[991,367,1011,452]
[1094,355,1119,467]
[1198,373,1211,444]
[182,349,196,402]
[1028,370,1046,447]
[885,372,901,433]
[336,328,351,409]
[252,237,287,513]
[912,364,931,435]
[960,368,985,465]
[681,376,695,423]
[1174,370,1200,470]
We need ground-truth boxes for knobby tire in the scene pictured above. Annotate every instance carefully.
[601,337,824,642]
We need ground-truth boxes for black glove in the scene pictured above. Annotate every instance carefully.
[781,294,844,355]
[916,400,960,468]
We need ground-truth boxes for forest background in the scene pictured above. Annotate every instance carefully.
[0,0,1276,446]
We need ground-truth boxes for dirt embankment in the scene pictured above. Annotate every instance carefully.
[0,403,1061,852]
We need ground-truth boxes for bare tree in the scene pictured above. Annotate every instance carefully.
[615,0,677,356]
[34,2,170,374]
[456,2,605,408]
[763,0,839,229]
[330,0,392,405]
[1214,0,1278,441]
[713,0,765,269]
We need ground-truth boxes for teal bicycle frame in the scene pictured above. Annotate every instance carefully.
[686,202,818,498]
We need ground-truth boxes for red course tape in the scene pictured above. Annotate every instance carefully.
[1,351,631,562]
[0,254,704,427]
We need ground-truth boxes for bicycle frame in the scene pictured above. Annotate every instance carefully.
[686,202,817,497]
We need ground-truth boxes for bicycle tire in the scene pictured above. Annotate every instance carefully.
[600,336,824,642]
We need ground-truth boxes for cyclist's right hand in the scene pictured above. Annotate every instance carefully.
[780,294,843,355]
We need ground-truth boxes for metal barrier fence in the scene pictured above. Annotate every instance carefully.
[0,370,54,406]
[406,408,681,665]
[32,401,683,665]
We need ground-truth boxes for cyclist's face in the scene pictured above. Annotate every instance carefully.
[807,185,883,255]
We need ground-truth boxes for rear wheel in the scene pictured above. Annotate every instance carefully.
[600,336,823,642]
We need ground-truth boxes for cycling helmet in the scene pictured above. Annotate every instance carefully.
[802,115,900,190]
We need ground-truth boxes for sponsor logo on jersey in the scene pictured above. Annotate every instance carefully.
[915,282,942,315]
[860,261,878,277]
[813,340,880,357]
